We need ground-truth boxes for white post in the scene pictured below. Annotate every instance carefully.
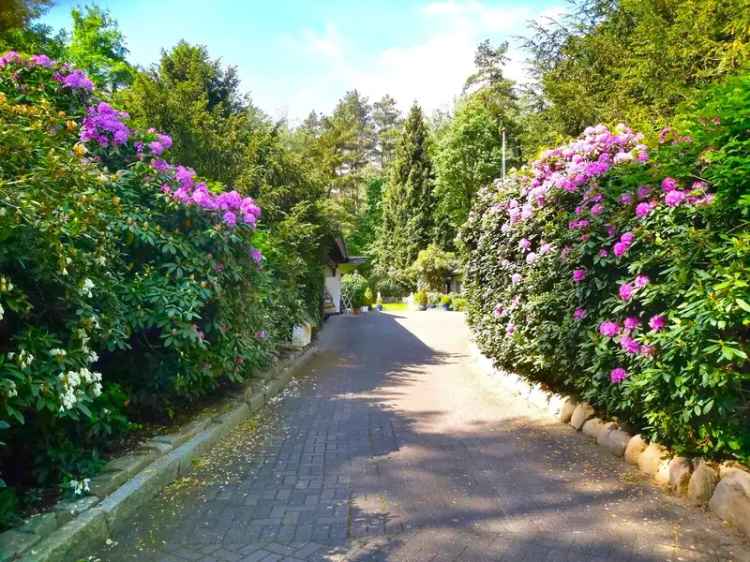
[501,128,506,183]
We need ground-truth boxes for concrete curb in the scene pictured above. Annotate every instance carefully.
[469,342,750,541]
[8,341,320,562]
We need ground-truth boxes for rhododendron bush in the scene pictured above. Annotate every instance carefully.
[462,74,750,462]
[0,53,309,522]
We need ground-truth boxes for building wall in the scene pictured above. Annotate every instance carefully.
[324,267,342,314]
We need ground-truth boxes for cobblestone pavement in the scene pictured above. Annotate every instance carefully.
[94,312,750,562]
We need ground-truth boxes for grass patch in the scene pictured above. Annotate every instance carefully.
[382,302,408,311]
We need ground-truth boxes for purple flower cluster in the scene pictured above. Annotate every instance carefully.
[30,54,55,68]
[0,50,21,68]
[80,102,131,147]
[613,231,635,257]
[163,166,261,228]
[509,123,646,228]
[56,69,94,92]
[610,367,629,384]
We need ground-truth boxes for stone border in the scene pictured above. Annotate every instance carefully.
[469,343,750,541]
[2,340,321,562]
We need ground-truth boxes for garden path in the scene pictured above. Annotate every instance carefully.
[95,311,749,562]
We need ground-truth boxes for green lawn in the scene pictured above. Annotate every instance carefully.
[381,302,408,312]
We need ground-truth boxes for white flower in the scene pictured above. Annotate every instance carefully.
[18,350,34,369]
[50,348,67,357]
[87,351,99,363]
[96,256,106,266]
[0,302,4,321]
[69,478,91,496]
[80,278,95,298]
[4,380,17,398]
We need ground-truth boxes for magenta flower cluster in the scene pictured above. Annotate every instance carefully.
[160,166,261,228]
[80,102,131,147]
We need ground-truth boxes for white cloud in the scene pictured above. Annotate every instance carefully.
[264,1,565,123]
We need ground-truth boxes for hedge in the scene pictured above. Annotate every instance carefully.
[0,52,317,527]
[462,72,750,463]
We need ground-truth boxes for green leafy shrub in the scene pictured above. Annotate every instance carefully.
[451,297,467,311]
[440,294,452,306]
[0,51,306,524]
[414,289,428,308]
[342,272,368,309]
[462,74,750,462]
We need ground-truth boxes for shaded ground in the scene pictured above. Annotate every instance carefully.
[93,311,749,562]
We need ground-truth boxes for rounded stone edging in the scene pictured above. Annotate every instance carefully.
[468,342,750,541]
[4,341,321,562]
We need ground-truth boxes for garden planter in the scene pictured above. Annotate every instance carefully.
[441,304,450,311]
[352,307,361,315]
[375,304,383,311]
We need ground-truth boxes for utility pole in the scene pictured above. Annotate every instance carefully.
[501,127,506,183]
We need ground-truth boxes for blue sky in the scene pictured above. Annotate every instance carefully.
[42,1,562,123]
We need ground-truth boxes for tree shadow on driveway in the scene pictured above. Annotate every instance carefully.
[96,311,749,562]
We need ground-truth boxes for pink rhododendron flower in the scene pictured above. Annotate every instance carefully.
[635,201,655,218]
[493,305,504,318]
[661,177,678,192]
[665,190,687,207]
[606,224,617,237]
[637,185,652,200]
[249,248,263,264]
[641,344,655,357]
[610,367,629,384]
[506,322,515,335]
[574,308,587,320]
[613,242,628,257]
[619,193,634,205]
[620,334,641,354]
[30,54,54,68]
[572,268,587,283]
[619,282,634,301]
[539,242,553,255]
[623,316,640,331]
[511,273,522,285]
[599,321,620,337]
[649,314,666,331]
[634,275,650,288]
[590,203,605,216]
[598,248,609,257]
[0,50,21,68]
[151,158,170,173]
[222,211,237,228]
[620,232,635,245]
[60,69,94,91]
[525,252,538,264]
[519,238,531,251]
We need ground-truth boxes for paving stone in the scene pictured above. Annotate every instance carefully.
[88,313,750,562]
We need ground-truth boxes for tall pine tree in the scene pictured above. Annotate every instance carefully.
[375,103,435,291]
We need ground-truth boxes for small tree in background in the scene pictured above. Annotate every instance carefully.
[410,243,457,292]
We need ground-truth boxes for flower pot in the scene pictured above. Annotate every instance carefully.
[352,307,361,315]
[418,305,427,311]
[441,303,450,311]
[375,304,383,311]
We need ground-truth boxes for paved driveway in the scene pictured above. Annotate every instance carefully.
[95,311,749,562]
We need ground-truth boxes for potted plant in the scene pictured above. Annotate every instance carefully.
[440,294,452,310]
[342,272,368,314]
[414,289,428,311]
[427,292,440,309]
[375,292,383,311]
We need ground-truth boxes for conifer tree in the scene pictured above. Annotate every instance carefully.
[375,103,436,290]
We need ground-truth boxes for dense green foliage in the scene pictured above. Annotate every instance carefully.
[374,104,436,291]
[462,74,750,461]
[410,244,457,292]
[522,0,750,155]
[341,272,368,309]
